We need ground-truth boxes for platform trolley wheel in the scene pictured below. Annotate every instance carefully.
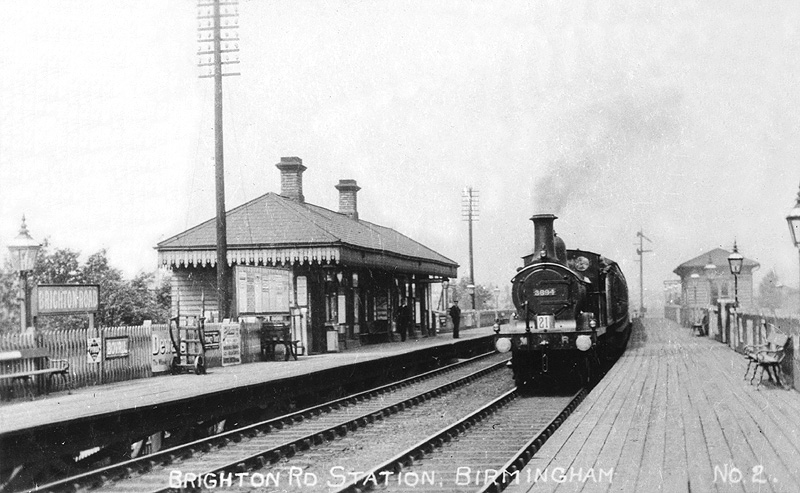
[193,355,206,375]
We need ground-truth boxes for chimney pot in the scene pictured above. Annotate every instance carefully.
[276,157,306,202]
[335,179,361,220]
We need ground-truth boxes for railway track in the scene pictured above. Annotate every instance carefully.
[34,352,509,493]
[162,376,581,493]
[335,388,586,493]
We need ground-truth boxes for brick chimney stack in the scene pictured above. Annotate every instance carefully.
[276,157,306,202]
[335,179,361,220]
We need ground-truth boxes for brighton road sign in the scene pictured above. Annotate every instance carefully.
[34,284,99,315]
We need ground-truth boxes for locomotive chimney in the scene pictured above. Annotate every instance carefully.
[530,214,558,262]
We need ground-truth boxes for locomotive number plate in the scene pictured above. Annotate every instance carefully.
[536,315,554,330]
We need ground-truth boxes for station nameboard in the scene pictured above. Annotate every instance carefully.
[36,284,99,315]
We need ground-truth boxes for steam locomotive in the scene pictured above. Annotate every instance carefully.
[494,214,631,388]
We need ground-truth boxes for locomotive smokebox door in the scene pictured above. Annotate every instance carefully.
[515,267,587,325]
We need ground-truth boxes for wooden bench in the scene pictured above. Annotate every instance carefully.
[692,314,709,336]
[260,323,299,361]
[743,332,789,388]
[0,348,70,399]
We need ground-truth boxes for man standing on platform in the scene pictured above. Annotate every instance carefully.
[395,301,410,342]
[449,300,461,339]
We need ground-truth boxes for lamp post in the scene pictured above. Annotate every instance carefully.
[467,284,475,310]
[727,241,743,309]
[493,287,500,319]
[8,216,41,332]
[786,183,800,312]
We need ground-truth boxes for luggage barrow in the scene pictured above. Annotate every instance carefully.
[168,316,207,375]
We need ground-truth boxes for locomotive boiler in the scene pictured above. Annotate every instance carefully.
[494,214,631,388]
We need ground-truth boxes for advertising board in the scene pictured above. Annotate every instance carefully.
[87,337,101,364]
[204,329,221,349]
[234,266,290,314]
[151,327,174,373]
[105,336,129,359]
[221,324,242,366]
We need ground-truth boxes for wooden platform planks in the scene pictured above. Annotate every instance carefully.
[507,319,800,493]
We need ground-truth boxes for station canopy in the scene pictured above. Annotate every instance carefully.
[157,192,457,278]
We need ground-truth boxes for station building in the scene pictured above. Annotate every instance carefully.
[673,247,759,311]
[156,157,457,354]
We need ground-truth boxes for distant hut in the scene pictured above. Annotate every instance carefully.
[673,248,759,310]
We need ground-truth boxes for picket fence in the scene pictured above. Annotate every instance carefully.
[0,325,164,398]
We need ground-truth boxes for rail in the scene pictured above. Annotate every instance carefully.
[33,351,507,492]
[334,387,587,493]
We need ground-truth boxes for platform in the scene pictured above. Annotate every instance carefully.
[506,318,800,493]
[0,325,496,481]
[0,326,494,435]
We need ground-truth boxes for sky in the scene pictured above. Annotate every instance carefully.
[1,0,799,312]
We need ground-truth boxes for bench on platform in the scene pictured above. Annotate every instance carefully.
[0,348,70,399]
[260,323,299,361]
[743,332,789,388]
[692,314,709,336]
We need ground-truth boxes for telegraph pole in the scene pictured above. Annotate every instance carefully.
[198,0,240,318]
[635,229,653,316]
[461,187,479,309]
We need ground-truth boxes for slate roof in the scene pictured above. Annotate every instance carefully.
[673,248,759,275]
[157,192,457,267]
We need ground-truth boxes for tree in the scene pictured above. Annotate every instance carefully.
[31,241,83,284]
[82,250,169,327]
[0,266,20,331]
[758,270,782,312]
[448,278,495,310]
